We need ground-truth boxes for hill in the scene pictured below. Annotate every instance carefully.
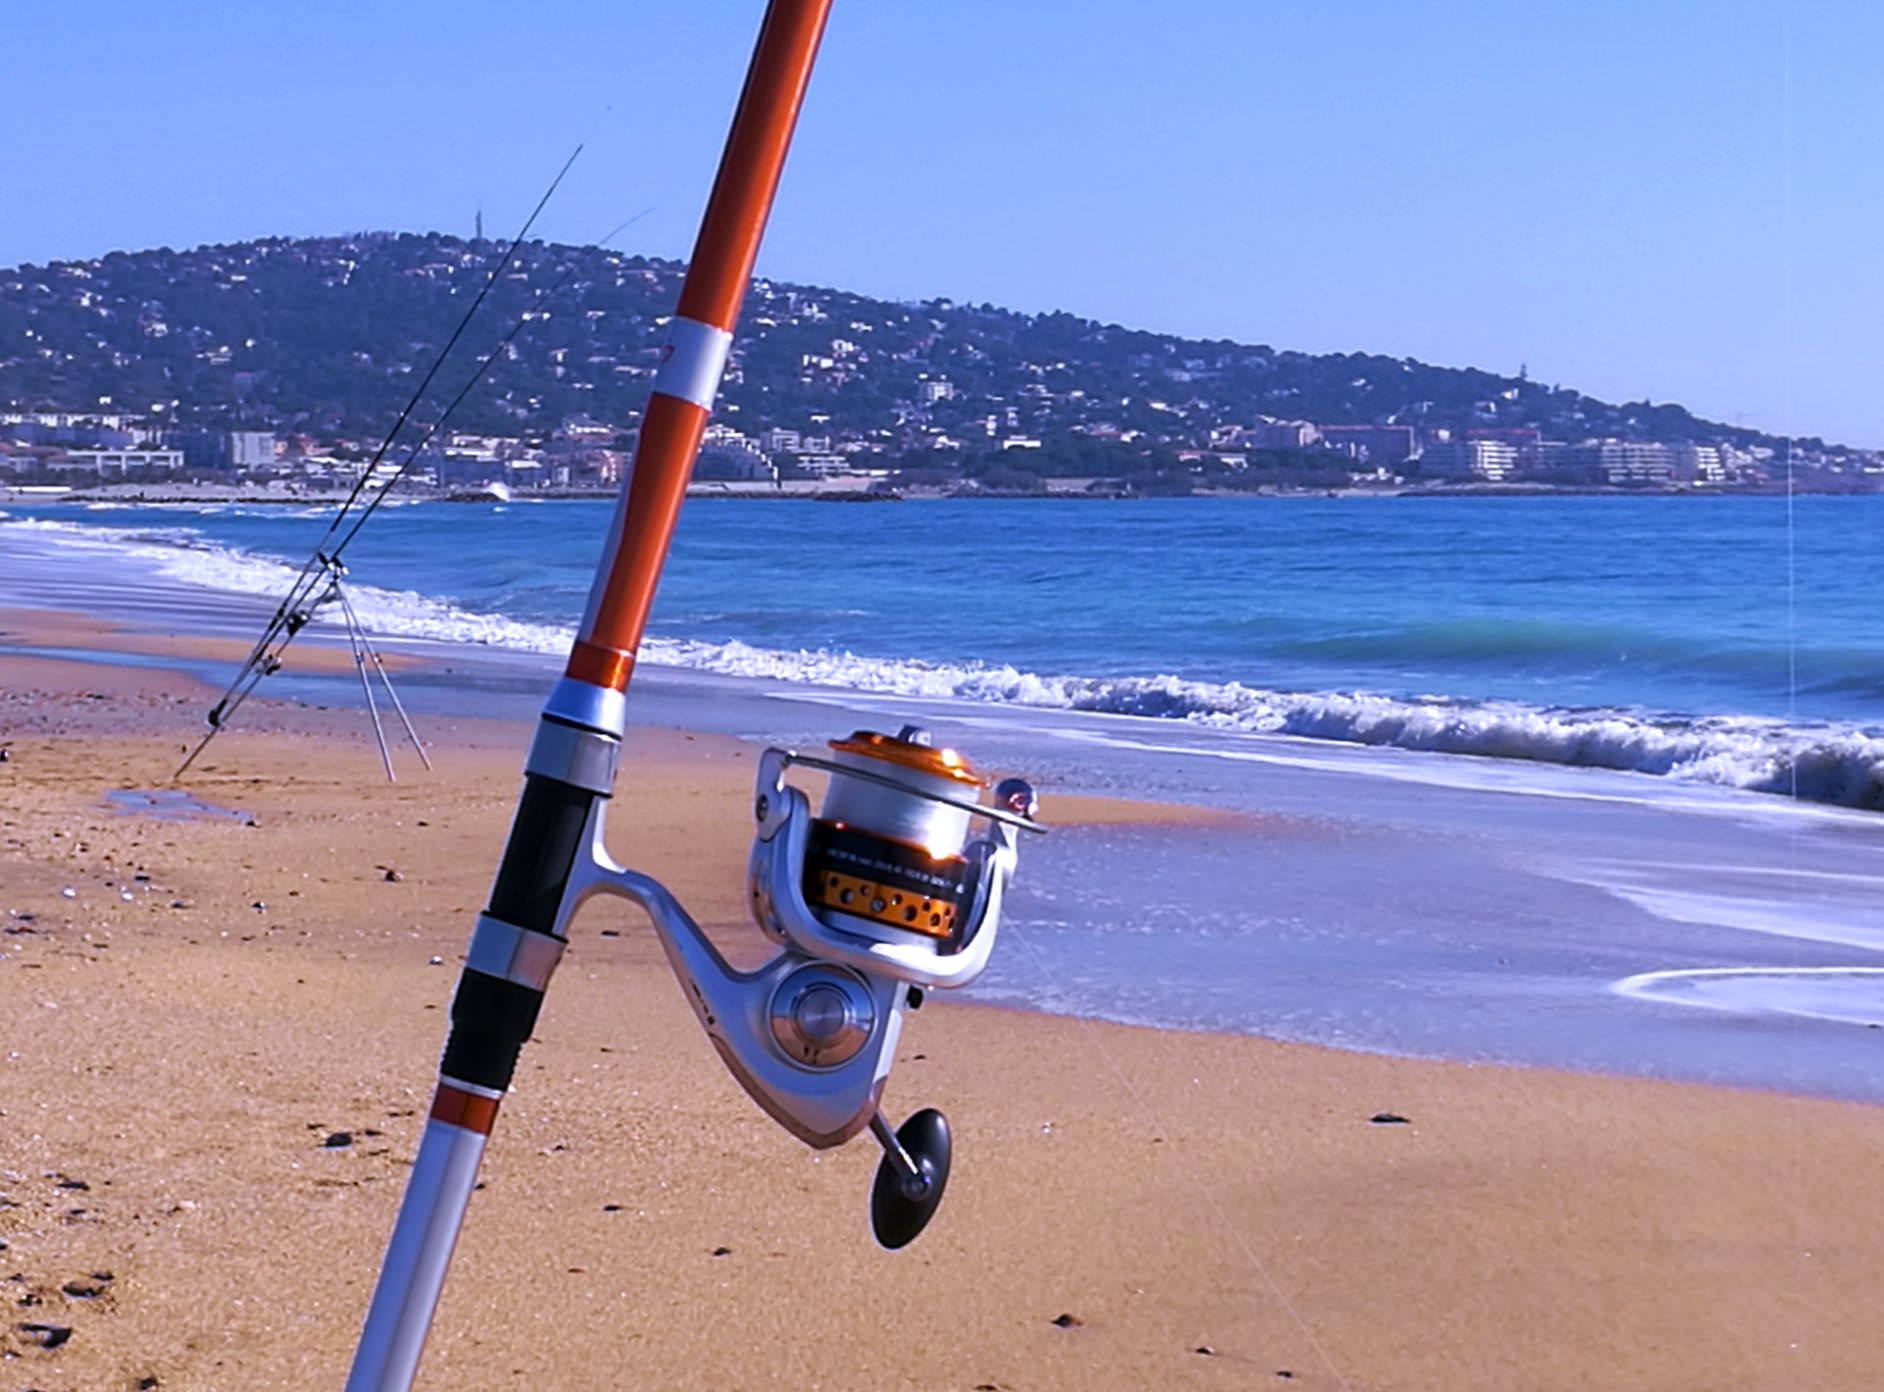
[0,233,1849,465]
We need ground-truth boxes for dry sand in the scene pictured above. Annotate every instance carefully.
[2,651,1882,1390]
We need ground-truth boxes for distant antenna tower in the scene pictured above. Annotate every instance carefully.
[476,204,484,242]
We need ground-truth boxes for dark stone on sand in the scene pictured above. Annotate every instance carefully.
[322,1131,353,1148]
[601,1204,622,1213]
[382,868,402,883]
[1369,1112,1410,1125]
[59,1281,104,1299]
[1193,1345,1216,1355]
[17,1322,72,1348]
[711,1246,732,1257]
[1276,1371,1295,1380]
[1049,1313,1083,1328]
[54,1177,88,1191]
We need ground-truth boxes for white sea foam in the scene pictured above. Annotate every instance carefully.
[645,638,1884,809]
[5,516,576,654]
[9,514,1884,809]
[1613,967,1884,1027]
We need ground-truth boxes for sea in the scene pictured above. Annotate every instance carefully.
[4,494,1884,1101]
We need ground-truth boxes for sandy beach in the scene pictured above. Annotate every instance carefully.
[0,638,1881,1392]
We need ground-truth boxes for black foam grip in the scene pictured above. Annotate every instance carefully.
[443,774,592,1092]
[487,774,594,933]
[441,969,545,1093]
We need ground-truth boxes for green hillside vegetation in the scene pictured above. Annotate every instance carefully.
[0,232,1843,466]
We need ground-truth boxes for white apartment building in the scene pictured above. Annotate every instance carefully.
[792,452,850,476]
[1418,439,1518,481]
[50,449,185,475]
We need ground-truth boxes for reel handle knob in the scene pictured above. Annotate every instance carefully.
[868,1108,952,1249]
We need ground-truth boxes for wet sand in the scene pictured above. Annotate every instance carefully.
[1,605,420,676]
[2,651,1883,1390]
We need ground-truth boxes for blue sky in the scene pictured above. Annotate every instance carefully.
[12,2,1879,444]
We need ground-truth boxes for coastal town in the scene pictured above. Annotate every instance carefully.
[1,233,1876,497]
[0,407,1841,500]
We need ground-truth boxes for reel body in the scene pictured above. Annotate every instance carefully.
[571,725,1038,1245]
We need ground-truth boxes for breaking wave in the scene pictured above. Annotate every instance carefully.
[9,513,1884,810]
[638,640,1884,809]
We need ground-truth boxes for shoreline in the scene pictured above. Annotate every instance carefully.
[2,650,1883,1387]
[8,602,1884,1095]
[7,501,1882,819]
[6,479,1871,506]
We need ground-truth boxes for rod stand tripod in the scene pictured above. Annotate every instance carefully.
[314,557,432,782]
[173,554,431,783]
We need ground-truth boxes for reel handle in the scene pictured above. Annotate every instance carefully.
[868,1108,952,1249]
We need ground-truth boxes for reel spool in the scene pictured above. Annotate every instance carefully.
[803,728,984,951]
[579,723,1041,1248]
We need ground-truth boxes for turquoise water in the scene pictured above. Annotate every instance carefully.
[7,494,1883,804]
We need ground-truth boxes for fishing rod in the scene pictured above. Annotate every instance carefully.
[342,2,1042,1387]
[173,148,585,779]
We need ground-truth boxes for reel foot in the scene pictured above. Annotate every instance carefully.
[869,1108,951,1249]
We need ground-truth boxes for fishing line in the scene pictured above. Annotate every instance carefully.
[326,207,654,558]
[315,144,584,551]
[1778,0,1811,1290]
[1003,922,1354,1390]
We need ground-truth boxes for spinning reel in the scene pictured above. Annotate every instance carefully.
[576,724,1042,1247]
